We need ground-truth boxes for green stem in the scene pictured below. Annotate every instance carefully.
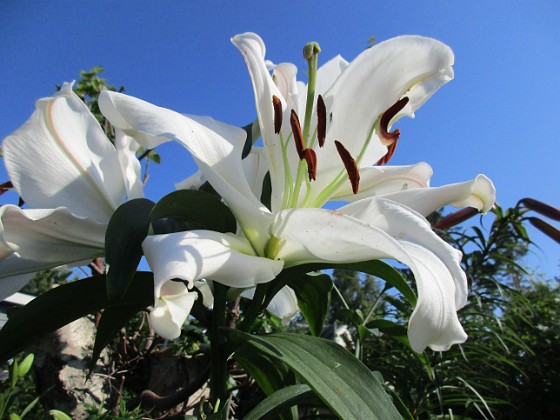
[210,283,228,403]
[238,283,269,332]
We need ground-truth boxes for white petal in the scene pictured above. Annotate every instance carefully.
[267,286,299,324]
[194,279,214,308]
[0,273,34,302]
[232,33,289,213]
[241,285,298,325]
[175,170,206,190]
[384,174,496,216]
[271,206,466,352]
[150,280,198,339]
[100,91,273,254]
[325,36,454,164]
[0,205,106,289]
[143,230,283,290]
[402,242,468,352]
[115,130,144,200]
[333,162,433,202]
[3,82,125,222]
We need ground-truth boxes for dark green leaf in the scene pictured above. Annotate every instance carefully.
[288,273,332,336]
[228,331,401,419]
[105,198,155,301]
[89,272,154,372]
[336,308,364,326]
[245,384,320,420]
[242,121,260,159]
[0,273,153,363]
[260,172,272,211]
[236,347,294,396]
[150,189,236,233]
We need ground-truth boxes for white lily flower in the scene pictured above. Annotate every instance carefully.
[0,82,143,300]
[99,33,495,352]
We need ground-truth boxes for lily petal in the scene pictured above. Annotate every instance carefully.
[333,162,433,202]
[383,174,496,216]
[142,230,283,291]
[150,280,198,340]
[99,91,273,253]
[115,130,144,200]
[241,285,299,325]
[232,33,290,213]
[3,82,126,222]
[325,36,454,164]
[0,205,105,299]
[271,205,466,352]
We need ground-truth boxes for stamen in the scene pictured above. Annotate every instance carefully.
[317,95,327,148]
[272,95,282,134]
[0,180,13,196]
[334,140,360,194]
[379,97,409,146]
[290,110,305,158]
[302,148,317,181]
[377,140,398,166]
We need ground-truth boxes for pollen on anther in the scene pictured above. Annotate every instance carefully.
[290,110,305,158]
[334,140,360,194]
[272,95,282,134]
[317,95,327,148]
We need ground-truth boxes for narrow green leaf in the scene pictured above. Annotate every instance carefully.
[9,413,21,420]
[88,273,154,372]
[288,273,332,336]
[260,172,272,211]
[105,198,155,301]
[150,189,236,233]
[19,396,41,418]
[228,331,401,419]
[336,308,364,326]
[245,384,319,420]
[0,273,153,363]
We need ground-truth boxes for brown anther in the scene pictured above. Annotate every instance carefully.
[317,95,326,148]
[334,140,360,194]
[433,207,479,230]
[290,110,305,158]
[379,97,409,146]
[302,148,317,181]
[0,180,13,196]
[272,95,282,134]
[376,140,398,166]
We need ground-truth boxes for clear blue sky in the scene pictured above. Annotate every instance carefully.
[0,1,558,276]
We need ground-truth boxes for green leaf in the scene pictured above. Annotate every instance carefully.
[245,384,320,420]
[88,272,154,372]
[16,354,34,378]
[228,331,401,419]
[0,273,153,363]
[260,172,272,211]
[288,273,332,336]
[365,319,410,346]
[236,348,294,396]
[150,189,236,233]
[336,308,364,326]
[9,413,22,420]
[266,260,416,308]
[242,121,259,159]
[19,396,41,418]
[105,198,155,301]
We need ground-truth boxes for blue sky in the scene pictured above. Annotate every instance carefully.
[0,1,558,276]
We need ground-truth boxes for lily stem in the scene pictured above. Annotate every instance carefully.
[238,283,269,332]
[210,282,228,404]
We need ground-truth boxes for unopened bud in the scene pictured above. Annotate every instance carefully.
[519,198,560,221]
[433,207,479,230]
[528,217,560,244]
[303,42,321,60]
